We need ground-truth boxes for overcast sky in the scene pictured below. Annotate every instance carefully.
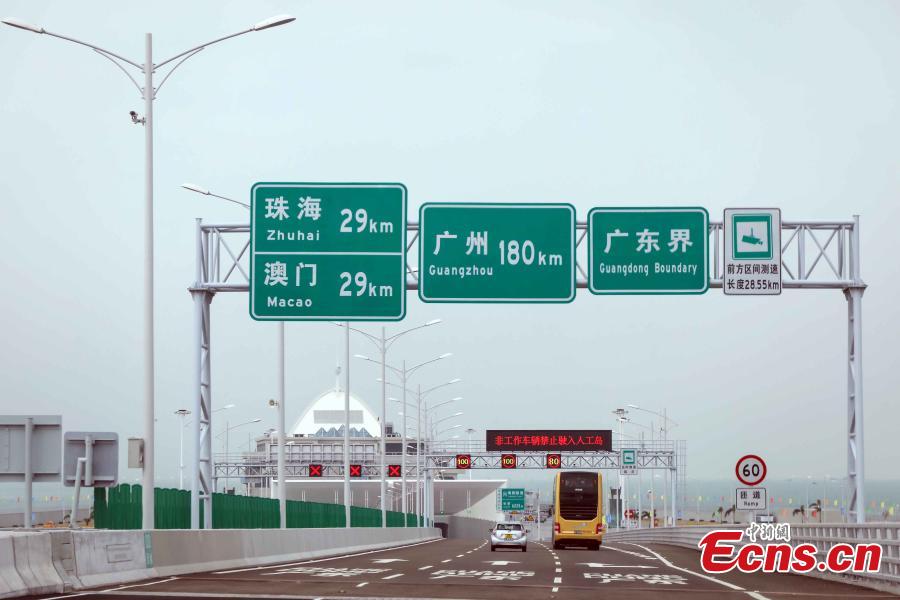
[1,1,898,487]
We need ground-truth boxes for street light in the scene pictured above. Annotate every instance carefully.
[627,404,678,526]
[374,354,453,527]
[2,14,294,529]
[181,182,290,529]
[215,418,262,493]
[178,403,235,490]
[344,320,443,528]
[388,378,461,526]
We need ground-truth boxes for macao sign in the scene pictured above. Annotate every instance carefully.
[486,429,612,452]
[249,183,407,321]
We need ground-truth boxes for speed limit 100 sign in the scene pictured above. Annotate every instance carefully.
[735,455,767,486]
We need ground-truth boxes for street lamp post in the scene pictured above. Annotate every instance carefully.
[215,418,261,492]
[389,380,460,526]
[378,356,454,525]
[4,14,294,530]
[343,319,442,528]
[628,404,678,526]
[180,403,234,491]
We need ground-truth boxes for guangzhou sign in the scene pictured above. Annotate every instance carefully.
[588,207,708,294]
[486,429,612,452]
[418,203,576,302]
[250,182,407,321]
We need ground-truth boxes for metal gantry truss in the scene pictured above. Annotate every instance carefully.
[191,216,866,525]
[213,448,677,481]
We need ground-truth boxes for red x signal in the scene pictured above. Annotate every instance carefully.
[387,464,402,478]
[308,464,323,477]
[349,464,362,477]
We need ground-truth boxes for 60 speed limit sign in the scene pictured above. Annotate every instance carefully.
[735,454,767,486]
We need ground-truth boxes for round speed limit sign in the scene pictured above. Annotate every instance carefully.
[735,455,767,486]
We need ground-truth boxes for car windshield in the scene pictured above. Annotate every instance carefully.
[495,523,523,531]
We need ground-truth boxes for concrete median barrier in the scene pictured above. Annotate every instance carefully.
[150,526,441,576]
[0,526,440,597]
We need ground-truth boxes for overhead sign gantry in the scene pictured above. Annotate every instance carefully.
[191,183,866,528]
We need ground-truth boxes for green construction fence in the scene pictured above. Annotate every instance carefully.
[93,484,423,530]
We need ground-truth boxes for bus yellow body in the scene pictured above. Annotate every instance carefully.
[551,471,604,550]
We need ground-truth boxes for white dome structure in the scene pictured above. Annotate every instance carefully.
[289,378,381,438]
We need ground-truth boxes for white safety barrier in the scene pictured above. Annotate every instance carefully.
[0,532,64,598]
[0,527,440,597]
[0,534,28,598]
[604,523,900,595]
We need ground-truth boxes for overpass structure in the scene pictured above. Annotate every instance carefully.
[191,217,865,529]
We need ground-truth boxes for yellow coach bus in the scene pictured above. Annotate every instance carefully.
[551,471,604,550]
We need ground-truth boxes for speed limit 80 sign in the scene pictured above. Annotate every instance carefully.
[735,454,767,486]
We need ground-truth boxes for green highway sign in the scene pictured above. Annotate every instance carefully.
[498,488,526,511]
[250,183,407,321]
[588,207,709,294]
[419,203,576,303]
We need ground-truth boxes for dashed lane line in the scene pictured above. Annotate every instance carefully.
[382,573,404,580]
[629,543,771,600]
[418,565,433,570]
[355,582,368,588]
[441,558,452,563]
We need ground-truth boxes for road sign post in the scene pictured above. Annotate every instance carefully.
[250,183,407,320]
[419,203,576,302]
[588,207,708,294]
[724,208,782,295]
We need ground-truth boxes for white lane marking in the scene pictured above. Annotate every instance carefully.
[382,573,404,580]
[553,576,562,584]
[213,537,442,574]
[485,560,519,566]
[601,544,655,560]
[441,558,452,563]
[356,582,369,588]
[372,558,408,563]
[555,567,562,573]
[554,561,560,566]
[456,554,464,557]
[552,586,559,593]
[418,564,433,570]
[630,543,771,600]
[578,561,657,569]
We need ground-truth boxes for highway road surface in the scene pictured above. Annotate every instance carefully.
[29,537,893,600]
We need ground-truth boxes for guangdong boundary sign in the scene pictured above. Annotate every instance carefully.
[249,183,407,321]
[419,203,576,302]
[588,207,709,294]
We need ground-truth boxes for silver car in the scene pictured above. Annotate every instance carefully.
[490,522,527,552]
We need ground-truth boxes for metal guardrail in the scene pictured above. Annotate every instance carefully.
[604,523,900,594]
